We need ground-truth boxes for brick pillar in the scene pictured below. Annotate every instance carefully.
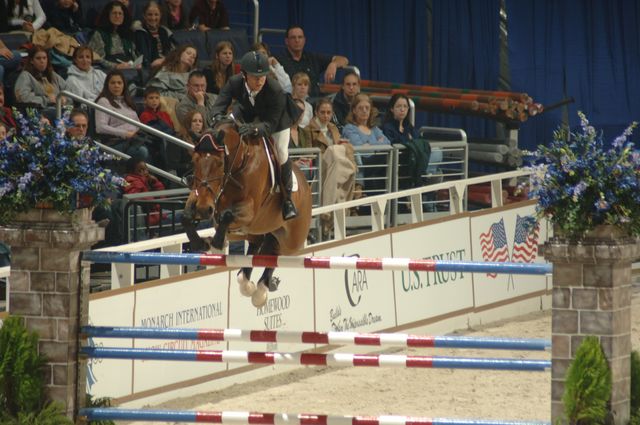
[544,227,639,425]
[0,208,103,419]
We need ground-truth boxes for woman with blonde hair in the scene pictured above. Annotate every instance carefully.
[205,40,239,94]
[65,45,106,102]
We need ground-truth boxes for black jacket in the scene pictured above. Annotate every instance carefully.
[212,74,301,135]
[133,22,174,68]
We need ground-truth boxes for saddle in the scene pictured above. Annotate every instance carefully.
[260,136,299,193]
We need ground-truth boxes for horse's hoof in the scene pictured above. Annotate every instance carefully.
[237,273,256,296]
[251,283,268,308]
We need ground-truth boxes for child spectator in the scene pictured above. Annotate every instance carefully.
[140,86,174,134]
[0,84,17,131]
[14,46,67,113]
[45,0,84,37]
[205,40,238,95]
[88,1,140,71]
[6,0,46,33]
[0,122,8,140]
[252,41,291,93]
[65,45,106,102]
[189,0,229,31]
[133,1,175,70]
[123,156,167,228]
[146,44,198,99]
[160,0,189,30]
[95,70,149,161]
[291,72,312,128]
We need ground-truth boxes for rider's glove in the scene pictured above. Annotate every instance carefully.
[238,123,258,137]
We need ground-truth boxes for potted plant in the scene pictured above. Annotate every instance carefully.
[0,108,123,225]
[525,111,640,240]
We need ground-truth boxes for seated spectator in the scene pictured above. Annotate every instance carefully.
[45,0,85,39]
[252,41,291,93]
[307,97,357,207]
[277,25,348,97]
[189,0,229,31]
[171,109,204,176]
[382,93,434,189]
[291,72,312,128]
[332,70,360,130]
[88,1,141,71]
[145,44,198,99]
[205,40,239,95]
[95,70,149,161]
[5,0,46,33]
[67,108,90,140]
[140,86,174,168]
[288,98,311,149]
[0,39,23,86]
[0,84,17,131]
[133,1,175,70]
[341,93,390,194]
[160,0,189,30]
[123,156,167,228]
[65,45,107,102]
[0,121,8,139]
[176,70,217,128]
[14,46,67,115]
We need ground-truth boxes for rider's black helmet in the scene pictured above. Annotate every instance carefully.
[240,51,270,77]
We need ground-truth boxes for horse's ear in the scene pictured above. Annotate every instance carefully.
[195,131,225,153]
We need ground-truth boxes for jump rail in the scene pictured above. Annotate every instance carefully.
[81,347,551,372]
[82,326,551,351]
[81,251,552,275]
[79,408,551,425]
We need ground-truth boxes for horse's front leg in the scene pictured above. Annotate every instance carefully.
[237,237,263,297]
[251,233,280,308]
[211,209,234,250]
[182,199,211,252]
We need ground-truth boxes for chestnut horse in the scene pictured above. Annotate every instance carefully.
[182,121,312,307]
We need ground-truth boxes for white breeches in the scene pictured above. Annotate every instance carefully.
[272,128,290,164]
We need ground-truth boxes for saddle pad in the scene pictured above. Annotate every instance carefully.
[263,138,298,192]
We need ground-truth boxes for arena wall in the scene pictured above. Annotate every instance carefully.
[87,200,551,406]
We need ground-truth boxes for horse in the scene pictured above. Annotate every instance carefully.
[181,120,312,307]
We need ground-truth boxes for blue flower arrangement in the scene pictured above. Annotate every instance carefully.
[525,111,640,239]
[0,108,124,225]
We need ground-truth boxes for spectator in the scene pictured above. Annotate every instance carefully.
[140,86,174,134]
[123,156,167,228]
[252,41,291,93]
[0,39,22,86]
[288,98,311,149]
[88,1,140,71]
[65,45,107,102]
[160,0,189,30]
[332,70,360,130]
[188,0,229,31]
[45,0,84,37]
[171,109,204,176]
[14,46,66,112]
[179,109,205,144]
[145,44,198,99]
[133,1,175,70]
[341,93,390,194]
[95,69,149,161]
[176,70,218,128]
[6,0,46,33]
[0,121,8,139]
[205,40,239,95]
[277,25,348,97]
[66,108,89,139]
[0,84,17,131]
[308,97,357,206]
[291,72,312,128]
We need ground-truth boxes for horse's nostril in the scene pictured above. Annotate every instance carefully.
[208,207,214,216]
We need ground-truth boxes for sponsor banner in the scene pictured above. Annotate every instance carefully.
[314,236,396,333]
[392,217,474,326]
[87,292,135,399]
[228,267,315,356]
[471,205,549,307]
[132,274,229,393]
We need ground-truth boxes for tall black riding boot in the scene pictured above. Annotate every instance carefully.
[280,159,298,220]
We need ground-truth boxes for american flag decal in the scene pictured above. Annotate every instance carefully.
[512,215,539,263]
[479,218,510,278]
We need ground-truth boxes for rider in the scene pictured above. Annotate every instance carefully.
[212,51,301,220]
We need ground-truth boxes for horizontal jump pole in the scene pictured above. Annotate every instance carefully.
[82,326,551,351]
[81,347,550,372]
[79,408,551,425]
[82,251,552,275]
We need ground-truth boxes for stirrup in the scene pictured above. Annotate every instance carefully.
[282,200,298,220]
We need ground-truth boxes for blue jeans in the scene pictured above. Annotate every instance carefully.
[0,50,23,84]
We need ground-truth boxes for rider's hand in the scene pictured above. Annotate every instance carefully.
[238,123,258,137]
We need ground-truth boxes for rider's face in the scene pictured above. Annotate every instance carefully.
[245,73,266,92]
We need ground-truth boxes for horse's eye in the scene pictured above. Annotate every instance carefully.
[183,174,194,187]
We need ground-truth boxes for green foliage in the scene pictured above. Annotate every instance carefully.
[85,394,115,425]
[562,336,612,425]
[0,317,71,425]
[631,351,640,424]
